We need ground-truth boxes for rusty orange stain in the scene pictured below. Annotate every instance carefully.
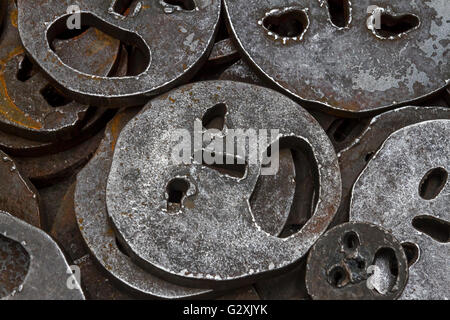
[0,47,43,130]
[110,113,126,152]
[10,9,18,28]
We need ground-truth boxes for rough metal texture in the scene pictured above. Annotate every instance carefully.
[255,258,309,300]
[51,183,135,300]
[0,151,42,228]
[0,108,115,157]
[14,129,104,187]
[106,81,341,288]
[334,106,450,227]
[223,0,450,115]
[0,232,30,298]
[207,38,239,66]
[75,108,215,299]
[219,59,345,150]
[0,0,120,141]
[17,0,221,108]
[0,211,84,300]
[350,120,450,300]
[306,222,408,300]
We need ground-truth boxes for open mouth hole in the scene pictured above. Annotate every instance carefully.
[202,103,227,131]
[412,215,449,243]
[250,136,319,238]
[112,0,141,16]
[371,247,399,295]
[47,13,150,77]
[401,242,419,267]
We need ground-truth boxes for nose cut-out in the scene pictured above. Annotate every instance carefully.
[198,150,248,179]
[412,215,449,243]
[261,8,309,42]
[326,0,351,28]
[161,0,197,11]
[419,167,448,200]
[0,234,30,298]
[202,103,227,131]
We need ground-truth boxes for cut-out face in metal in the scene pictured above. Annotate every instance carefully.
[223,0,449,115]
[350,120,450,300]
[106,81,341,288]
[0,0,120,141]
[306,222,409,300]
[17,0,222,108]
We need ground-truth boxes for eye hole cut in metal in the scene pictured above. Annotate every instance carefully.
[350,120,450,300]
[306,222,408,300]
[419,167,448,200]
[367,6,420,40]
[224,0,449,115]
[17,0,221,108]
[412,215,449,244]
[105,81,341,289]
[332,106,450,228]
[75,108,215,299]
[259,7,310,44]
[401,242,420,267]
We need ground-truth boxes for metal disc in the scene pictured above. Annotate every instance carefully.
[306,222,408,300]
[350,120,450,299]
[106,80,341,288]
[17,0,221,107]
[223,0,449,115]
[75,108,215,299]
[0,0,120,141]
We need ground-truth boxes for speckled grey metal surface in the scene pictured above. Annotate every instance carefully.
[0,1,448,301]
[17,0,221,107]
[0,211,84,300]
[223,0,449,115]
[306,222,409,300]
[106,81,341,288]
[350,120,449,300]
